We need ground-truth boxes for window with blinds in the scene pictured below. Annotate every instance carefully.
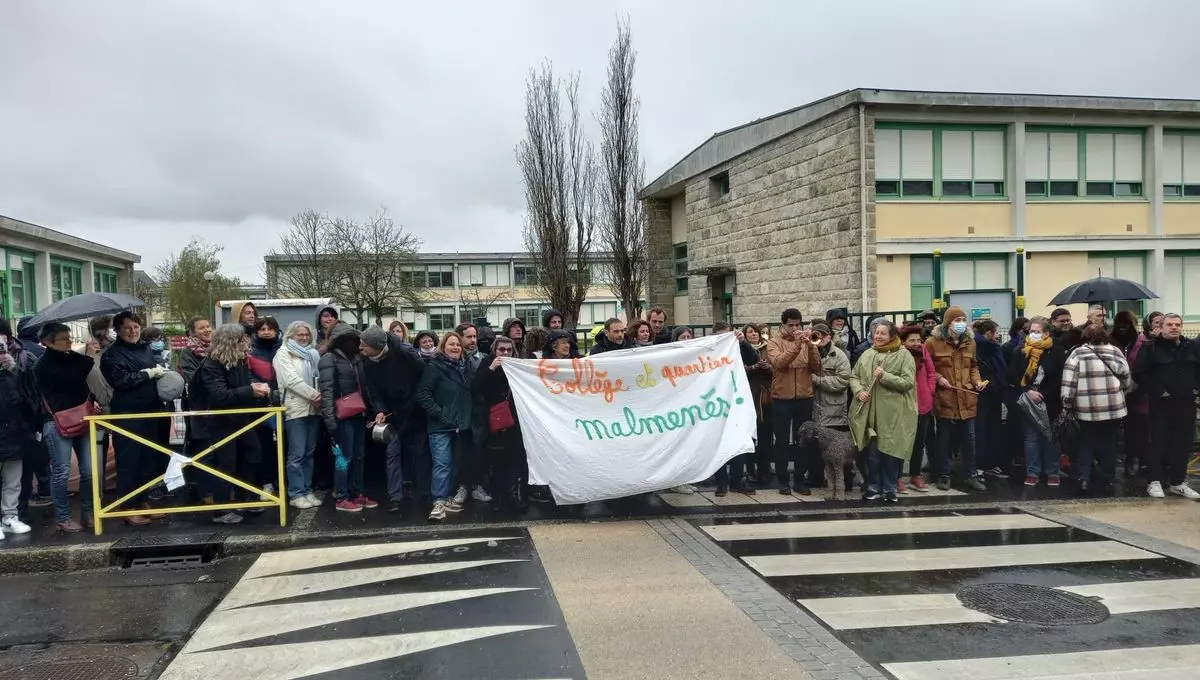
[875,124,1005,199]
[1162,255,1200,318]
[1026,128,1143,198]
[1163,133,1200,198]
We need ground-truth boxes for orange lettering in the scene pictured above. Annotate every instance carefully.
[537,357,628,403]
[659,354,735,388]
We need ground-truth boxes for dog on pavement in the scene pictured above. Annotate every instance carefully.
[796,421,855,501]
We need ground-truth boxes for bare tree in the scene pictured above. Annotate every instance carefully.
[268,210,337,297]
[516,62,597,328]
[327,210,424,327]
[596,18,646,320]
[459,286,511,325]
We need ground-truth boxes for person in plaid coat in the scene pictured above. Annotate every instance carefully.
[1060,324,1130,495]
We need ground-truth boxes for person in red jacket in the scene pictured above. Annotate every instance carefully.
[901,324,937,492]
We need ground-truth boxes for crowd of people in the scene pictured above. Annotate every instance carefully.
[1,299,1197,537]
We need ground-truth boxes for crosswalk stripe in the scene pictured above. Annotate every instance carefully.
[799,578,1200,630]
[220,559,525,610]
[160,625,553,680]
[700,513,1059,541]
[882,643,1200,679]
[245,537,521,578]
[743,540,1160,577]
[188,588,535,652]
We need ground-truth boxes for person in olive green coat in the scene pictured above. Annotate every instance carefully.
[849,320,917,503]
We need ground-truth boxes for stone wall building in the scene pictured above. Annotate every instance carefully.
[641,89,1200,330]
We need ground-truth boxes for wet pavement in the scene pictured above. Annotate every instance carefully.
[696,507,1200,679]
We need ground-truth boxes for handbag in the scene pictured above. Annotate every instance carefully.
[44,397,97,438]
[334,361,367,420]
[489,395,516,434]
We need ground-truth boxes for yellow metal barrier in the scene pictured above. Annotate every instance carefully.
[87,406,287,536]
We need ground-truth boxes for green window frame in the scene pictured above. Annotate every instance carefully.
[673,243,689,294]
[941,254,1009,292]
[50,258,84,302]
[1025,126,1145,199]
[875,123,1007,200]
[514,304,544,329]
[6,248,37,316]
[1086,252,1148,316]
[909,256,936,310]
[94,266,120,294]
[425,306,456,331]
[1163,252,1200,320]
[1163,130,1200,199]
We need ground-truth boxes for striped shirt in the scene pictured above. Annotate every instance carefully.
[1061,344,1130,422]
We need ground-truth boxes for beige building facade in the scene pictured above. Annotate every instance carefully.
[642,89,1200,328]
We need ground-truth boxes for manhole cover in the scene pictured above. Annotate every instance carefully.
[0,655,137,680]
[957,583,1109,625]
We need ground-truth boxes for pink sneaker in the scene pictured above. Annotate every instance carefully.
[353,495,379,509]
[897,477,909,494]
[335,499,362,513]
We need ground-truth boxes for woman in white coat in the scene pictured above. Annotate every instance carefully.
[273,321,323,509]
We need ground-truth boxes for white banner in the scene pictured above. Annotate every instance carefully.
[502,333,757,504]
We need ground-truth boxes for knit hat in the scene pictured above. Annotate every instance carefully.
[360,326,388,351]
[943,306,966,327]
[810,321,832,337]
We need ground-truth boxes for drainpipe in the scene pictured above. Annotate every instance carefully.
[1015,248,1026,316]
[858,103,869,312]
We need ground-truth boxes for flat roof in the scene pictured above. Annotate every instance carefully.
[0,215,141,263]
[640,88,1200,199]
[266,251,616,263]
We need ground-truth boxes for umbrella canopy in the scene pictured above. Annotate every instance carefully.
[24,293,145,328]
[1047,276,1157,306]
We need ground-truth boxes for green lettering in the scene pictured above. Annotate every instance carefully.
[576,419,611,441]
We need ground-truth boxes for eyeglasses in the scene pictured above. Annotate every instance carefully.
[495,347,513,355]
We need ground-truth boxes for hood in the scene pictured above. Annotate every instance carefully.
[16,316,39,342]
[326,321,359,353]
[973,332,1001,355]
[543,329,574,356]
[230,302,257,325]
[251,333,282,355]
[542,308,564,328]
[501,317,527,337]
[825,307,848,323]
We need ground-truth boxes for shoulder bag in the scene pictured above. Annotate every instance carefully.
[44,396,98,438]
[334,359,367,420]
[489,392,516,434]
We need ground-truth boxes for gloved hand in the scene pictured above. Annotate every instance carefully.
[143,366,166,380]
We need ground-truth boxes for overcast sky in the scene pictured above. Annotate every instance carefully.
[2,0,1198,283]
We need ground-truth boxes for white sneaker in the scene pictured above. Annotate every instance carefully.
[290,496,315,510]
[1,516,31,534]
[306,492,320,506]
[1147,481,1165,498]
[260,483,276,501]
[1168,483,1200,500]
[428,500,446,521]
[0,526,5,540]
[669,484,697,495]
[471,485,493,503]
[453,485,468,505]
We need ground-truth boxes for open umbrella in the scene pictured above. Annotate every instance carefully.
[1047,276,1157,306]
[24,292,145,328]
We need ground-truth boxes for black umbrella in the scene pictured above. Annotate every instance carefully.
[1047,276,1158,306]
[25,292,145,328]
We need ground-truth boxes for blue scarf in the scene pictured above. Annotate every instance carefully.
[439,354,466,383]
[287,339,320,385]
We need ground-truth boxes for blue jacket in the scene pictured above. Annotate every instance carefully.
[100,338,165,414]
[973,332,1009,398]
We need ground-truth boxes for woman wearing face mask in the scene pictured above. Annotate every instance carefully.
[415,331,439,362]
[901,324,936,492]
[1007,318,1065,487]
[849,320,916,503]
[743,324,774,483]
[925,307,986,492]
[100,311,170,526]
[273,321,322,509]
[139,327,171,369]
[416,331,475,520]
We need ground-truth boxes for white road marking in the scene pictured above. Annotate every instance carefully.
[245,536,520,578]
[701,513,1058,541]
[883,643,1200,679]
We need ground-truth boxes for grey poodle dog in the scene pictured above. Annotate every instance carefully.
[796,421,856,501]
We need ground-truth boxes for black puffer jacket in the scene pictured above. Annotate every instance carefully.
[34,347,96,419]
[318,323,365,432]
[474,353,522,447]
[1134,335,1200,403]
[588,331,633,355]
[417,354,474,432]
[0,364,39,461]
[363,335,425,429]
[100,338,165,414]
[194,357,265,434]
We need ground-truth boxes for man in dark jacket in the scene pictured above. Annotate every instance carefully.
[1133,313,1200,499]
[360,326,426,512]
[542,309,581,357]
[0,332,39,537]
[589,318,634,355]
[17,317,44,361]
[648,306,672,345]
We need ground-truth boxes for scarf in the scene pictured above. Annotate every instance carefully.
[419,347,438,360]
[1020,335,1053,387]
[439,354,466,381]
[367,344,390,363]
[635,340,654,347]
[907,346,923,359]
[185,335,210,358]
[835,326,850,347]
[818,341,831,358]
[287,339,320,385]
[750,340,768,351]
[873,337,902,353]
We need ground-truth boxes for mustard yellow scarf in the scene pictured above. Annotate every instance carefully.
[1021,335,1053,387]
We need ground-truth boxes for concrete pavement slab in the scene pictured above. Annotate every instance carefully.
[1045,499,1200,551]
[530,521,810,680]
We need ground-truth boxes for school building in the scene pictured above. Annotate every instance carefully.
[640,88,1200,327]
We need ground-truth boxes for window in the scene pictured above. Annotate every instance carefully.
[513,265,541,287]
[94,266,119,293]
[876,125,1005,199]
[459,304,509,327]
[673,243,688,294]
[50,258,83,302]
[942,255,1008,291]
[1163,132,1200,198]
[709,171,730,199]
[579,302,618,326]
[514,304,544,329]
[458,263,510,287]
[910,256,935,309]
[1087,253,1147,315]
[1025,128,1143,198]
[7,252,36,316]
[426,265,454,288]
[1163,254,1200,319]
[425,307,456,331]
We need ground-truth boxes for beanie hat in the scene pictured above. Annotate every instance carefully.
[943,306,966,327]
[360,326,388,351]
[810,321,832,337]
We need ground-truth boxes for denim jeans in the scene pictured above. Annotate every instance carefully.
[43,422,93,523]
[428,430,458,502]
[865,440,900,494]
[1022,419,1060,479]
[332,416,366,500]
[935,417,977,479]
[1077,419,1120,487]
[284,416,320,499]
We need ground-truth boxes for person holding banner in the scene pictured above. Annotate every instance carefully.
[475,336,527,511]
[766,308,823,495]
[713,322,764,496]
[849,320,917,503]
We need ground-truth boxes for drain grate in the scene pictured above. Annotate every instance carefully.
[957,583,1110,625]
[128,554,204,570]
[0,655,138,680]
